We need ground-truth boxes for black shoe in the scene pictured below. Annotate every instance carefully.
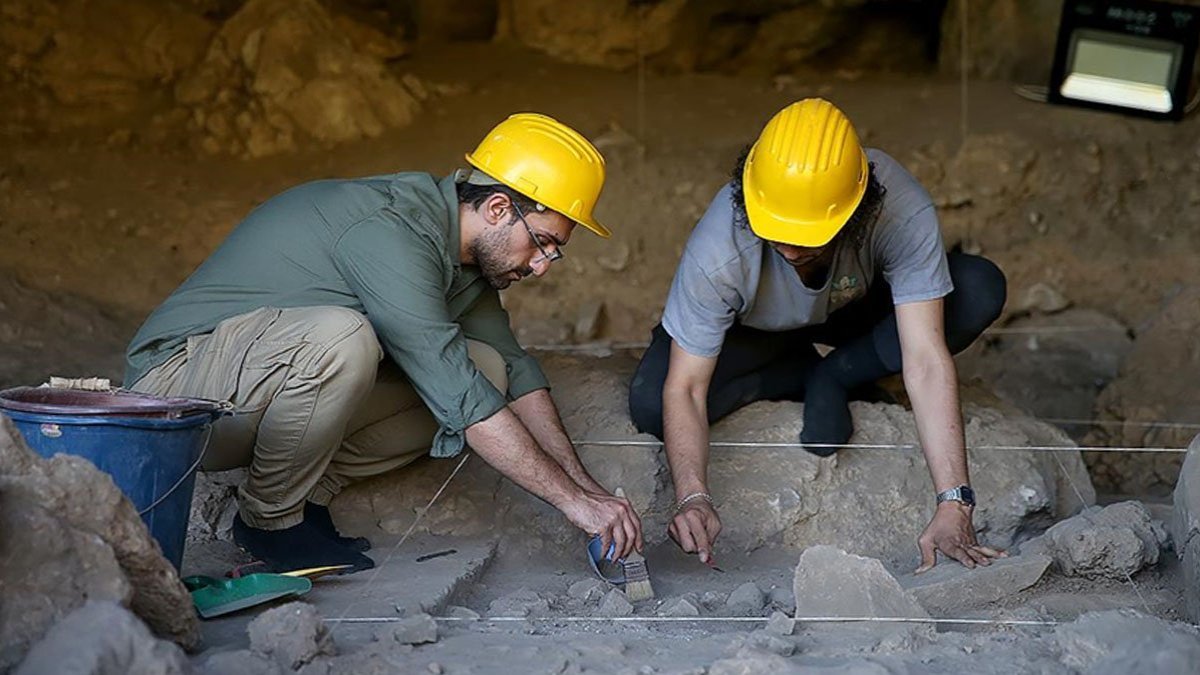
[799,371,854,458]
[232,513,375,574]
[304,502,372,552]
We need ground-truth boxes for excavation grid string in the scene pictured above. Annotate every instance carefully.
[326,615,1061,627]
[569,439,1189,454]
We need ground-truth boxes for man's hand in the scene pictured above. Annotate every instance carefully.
[561,492,643,561]
[668,500,722,564]
[915,502,1006,573]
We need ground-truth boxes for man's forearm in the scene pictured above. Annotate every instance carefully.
[508,388,606,493]
[663,385,711,500]
[465,406,586,509]
[903,348,969,492]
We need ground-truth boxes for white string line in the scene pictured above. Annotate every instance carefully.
[328,452,472,636]
[326,615,1062,627]
[570,439,1189,454]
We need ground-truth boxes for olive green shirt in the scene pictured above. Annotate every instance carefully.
[124,173,549,458]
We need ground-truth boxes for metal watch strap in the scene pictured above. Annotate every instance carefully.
[936,484,975,507]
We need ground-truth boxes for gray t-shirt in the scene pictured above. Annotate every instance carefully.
[662,149,952,358]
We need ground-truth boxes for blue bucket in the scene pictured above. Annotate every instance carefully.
[0,387,229,569]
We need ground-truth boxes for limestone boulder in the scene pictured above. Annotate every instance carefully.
[1031,501,1168,580]
[175,0,421,157]
[335,353,1094,569]
[0,417,199,671]
[14,601,191,675]
[0,0,213,107]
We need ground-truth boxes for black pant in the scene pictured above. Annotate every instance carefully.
[628,253,1007,439]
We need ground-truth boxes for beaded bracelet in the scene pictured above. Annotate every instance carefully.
[674,492,714,514]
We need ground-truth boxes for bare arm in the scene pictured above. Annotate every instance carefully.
[662,342,722,562]
[896,298,1004,571]
[509,388,607,494]
[465,406,641,557]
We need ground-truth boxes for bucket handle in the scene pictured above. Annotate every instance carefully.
[137,423,214,517]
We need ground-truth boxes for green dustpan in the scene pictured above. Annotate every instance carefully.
[184,573,313,619]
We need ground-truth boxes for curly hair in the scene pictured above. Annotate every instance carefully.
[729,145,886,250]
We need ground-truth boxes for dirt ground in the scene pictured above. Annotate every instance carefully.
[4,23,1200,674]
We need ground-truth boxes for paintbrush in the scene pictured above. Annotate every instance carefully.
[614,487,655,601]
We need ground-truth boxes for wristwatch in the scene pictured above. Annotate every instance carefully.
[936,484,975,507]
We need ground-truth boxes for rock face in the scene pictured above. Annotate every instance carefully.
[1032,501,1168,580]
[0,0,213,107]
[939,0,1062,81]
[792,546,928,620]
[499,0,688,70]
[1174,434,1200,622]
[14,601,190,675]
[333,353,1094,569]
[0,418,199,671]
[174,0,420,157]
[1089,286,1200,496]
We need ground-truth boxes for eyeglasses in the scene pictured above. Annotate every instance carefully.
[511,201,564,264]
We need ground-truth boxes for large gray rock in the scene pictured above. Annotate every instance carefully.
[1036,501,1168,580]
[15,601,191,675]
[792,546,928,621]
[1054,610,1200,672]
[334,354,1094,569]
[246,602,335,671]
[898,554,1051,614]
[1174,433,1200,622]
[0,418,199,671]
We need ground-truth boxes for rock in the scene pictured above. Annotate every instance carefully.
[596,240,632,273]
[442,606,480,621]
[0,0,213,108]
[597,589,634,617]
[187,468,244,544]
[724,582,766,616]
[767,586,795,615]
[939,0,1061,82]
[726,630,795,657]
[175,0,420,157]
[708,648,802,675]
[247,602,335,671]
[1016,282,1071,315]
[1174,434,1200,622]
[200,649,283,675]
[658,598,700,617]
[567,579,608,603]
[699,591,726,611]
[0,418,199,671]
[499,0,687,70]
[1054,610,1200,672]
[488,589,550,617]
[376,614,438,646]
[792,546,928,620]
[14,601,190,675]
[1089,286,1200,496]
[764,611,795,636]
[1038,501,1168,579]
[898,554,1052,614]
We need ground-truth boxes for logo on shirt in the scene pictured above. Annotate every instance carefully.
[829,275,864,309]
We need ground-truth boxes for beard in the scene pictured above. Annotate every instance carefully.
[471,226,534,290]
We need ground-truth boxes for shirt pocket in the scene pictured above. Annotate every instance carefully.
[181,307,284,411]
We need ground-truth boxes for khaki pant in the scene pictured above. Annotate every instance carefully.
[133,306,507,529]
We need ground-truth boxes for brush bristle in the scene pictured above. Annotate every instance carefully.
[622,559,655,601]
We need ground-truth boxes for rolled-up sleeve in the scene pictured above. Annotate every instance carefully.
[333,213,506,458]
[458,289,550,399]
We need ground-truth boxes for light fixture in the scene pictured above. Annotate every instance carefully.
[1049,0,1199,120]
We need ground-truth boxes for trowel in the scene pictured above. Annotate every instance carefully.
[184,573,313,619]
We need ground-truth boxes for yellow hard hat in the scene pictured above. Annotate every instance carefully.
[743,99,868,248]
[465,112,611,238]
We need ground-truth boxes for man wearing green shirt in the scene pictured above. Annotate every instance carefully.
[127,113,642,573]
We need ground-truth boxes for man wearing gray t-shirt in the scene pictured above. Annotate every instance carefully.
[628,99,1007,573]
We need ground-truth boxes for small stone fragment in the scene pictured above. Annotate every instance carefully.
[377,613,438,646]
[573,300,605,342]
[658,597,700,617]
[1017,282,1071,315]
[597,589,634,617]
[725,582,766,616]
[427,662,443,674]
[792,546,928,620]
[568,578,608,603]
[488,588,550,617]
[765,611,795,636]
[699,591,725,611]
[247,602,336,671]
[709,647,802,675]
[767,586,796,614]
[443,605,480,620]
